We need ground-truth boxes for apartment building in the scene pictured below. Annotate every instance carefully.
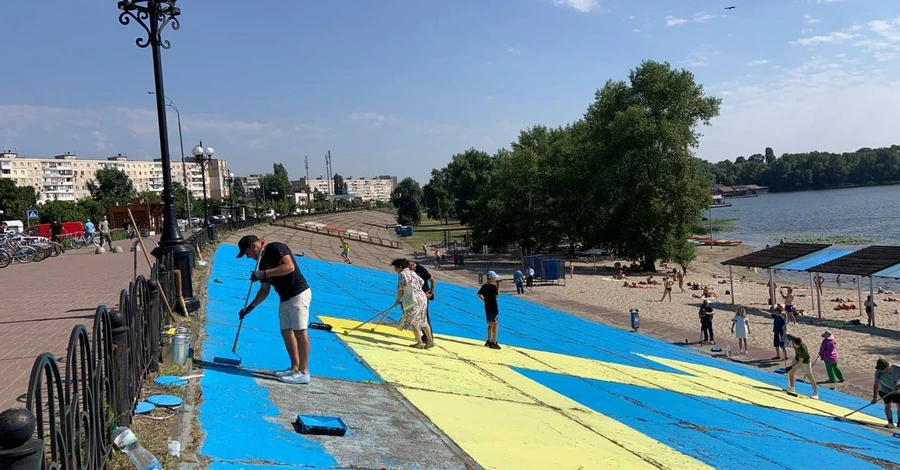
[297,175,397,202]
[0,151,230,202]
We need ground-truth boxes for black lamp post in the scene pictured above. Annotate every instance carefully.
[118,0,199,312]
[192,142,215,241]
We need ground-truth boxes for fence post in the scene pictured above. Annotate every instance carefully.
[0,409,44,470]
[108,308,132,428]
[147,279,162,372]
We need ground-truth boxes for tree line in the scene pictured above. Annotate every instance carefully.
[700,145,900,192]
[403,60,721,270]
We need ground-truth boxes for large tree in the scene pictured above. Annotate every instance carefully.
[584,60,720,270]
[0,179,38,221]
[88,167,135,205]
[391,177,423,226]
[422,168,455,224]
[333,174,348,195]
[231,178,246,201]
[445,148,494,224]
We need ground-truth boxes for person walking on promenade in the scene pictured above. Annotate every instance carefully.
[408,260,437,343]
[731,307,750,355]
[237,235,313,385]
[391,258,434,349]
[771,305,788,360]
[872,358,900,428]
[478,271,502,349]
[785,334,819,399]
[526,266,535,291]
[818,331,844,384]
[699,300,714,345]
[98,215,113,251]
[339,238,352,264]
[513,267,525,294]
[677,271,685,293]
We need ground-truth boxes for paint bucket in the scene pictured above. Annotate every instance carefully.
[725,346,732,358]
[172,333,191,366]
[160,331,174,364]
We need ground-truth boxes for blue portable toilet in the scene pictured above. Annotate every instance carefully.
[544,259,560,281]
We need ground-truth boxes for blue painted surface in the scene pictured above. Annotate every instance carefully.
[200,243,898,468]
[771,248,853,272]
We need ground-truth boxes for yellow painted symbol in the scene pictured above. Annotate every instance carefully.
[319,316,878,470]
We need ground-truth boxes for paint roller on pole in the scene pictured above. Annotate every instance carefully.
[342,305,396,336]
[213,240,265,366]
[833,390,899,423]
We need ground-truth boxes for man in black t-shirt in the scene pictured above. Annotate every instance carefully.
[49,220,66,252]
[237,235,313,385]
[408,261,437,342]
[477,271,502,350]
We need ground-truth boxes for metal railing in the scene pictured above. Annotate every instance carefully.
[274,219,402,249]
[0,253,173,470]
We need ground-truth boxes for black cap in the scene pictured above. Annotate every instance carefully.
[237,235,260,258]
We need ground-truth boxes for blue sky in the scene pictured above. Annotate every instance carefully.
[1,0,899,183]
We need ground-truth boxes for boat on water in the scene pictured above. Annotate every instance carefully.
[709,195,732,208]
[689,236,743,247]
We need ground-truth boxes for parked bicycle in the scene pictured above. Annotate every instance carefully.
[67,231,100,249]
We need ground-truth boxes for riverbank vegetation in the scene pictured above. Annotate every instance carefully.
[417,60,720,270]
[701,145,900,192]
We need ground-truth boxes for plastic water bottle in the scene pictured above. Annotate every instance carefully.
[111,427,162,470]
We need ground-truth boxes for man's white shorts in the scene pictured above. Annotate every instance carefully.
[278,289,311,331]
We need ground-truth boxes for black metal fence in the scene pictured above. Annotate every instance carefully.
[0,221,262,470]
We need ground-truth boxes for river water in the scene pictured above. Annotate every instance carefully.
[714,185,900,250]
[713,185,900,289]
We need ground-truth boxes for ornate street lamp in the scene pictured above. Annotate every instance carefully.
[192,142,215,241]
[118,0,199,312]
[226,172,236,228]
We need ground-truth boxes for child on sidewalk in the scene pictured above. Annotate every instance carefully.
[478,271,502,349]
[786,334,819,399]
[731,307,750,355]
[818,331,844,383]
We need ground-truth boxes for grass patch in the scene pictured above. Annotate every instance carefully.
[691,217,738,235]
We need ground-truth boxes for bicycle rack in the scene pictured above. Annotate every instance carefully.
[133,239,159,280]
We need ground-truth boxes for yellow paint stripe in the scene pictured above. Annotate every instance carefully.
[321,316,713,469]
[400,388,671,470]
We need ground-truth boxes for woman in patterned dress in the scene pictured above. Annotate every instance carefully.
[391,258,435,349]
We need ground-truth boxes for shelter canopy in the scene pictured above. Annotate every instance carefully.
[805,246,900,277]
[721,243,830,269]
[770,248,853,272]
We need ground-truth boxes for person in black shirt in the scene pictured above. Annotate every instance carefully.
[237,235,313,385]
[49,220,65,252]
[698,300,714,345]
[478,271,502,349]
[408,261,437,342]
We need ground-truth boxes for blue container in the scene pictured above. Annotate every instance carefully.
[544,260,560,281]
[296,414,348,436]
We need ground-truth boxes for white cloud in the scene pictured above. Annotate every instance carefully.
[552,0,598,13]
[91,130,109,151]
[665,15,687,27]
[745,59,770,66]
[693,13,716,23]
[632,29,641,33]
[682,46,720,68]
[627,15,636,20]
[803,14,820,25]
[790,31,859,46]
[349,112,390,127]
[506,47,521,54]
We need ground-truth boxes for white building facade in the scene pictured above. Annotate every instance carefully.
[0,151,230,202]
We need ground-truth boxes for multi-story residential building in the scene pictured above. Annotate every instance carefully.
[0,151,230,202]
[240,174,263,193]
[295,175,396,202]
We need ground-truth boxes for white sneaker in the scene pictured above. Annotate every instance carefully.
[273,368,294,377]
[810,394,819,400]
[279,372,311,385]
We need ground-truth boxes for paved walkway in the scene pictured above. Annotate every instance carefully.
[199,215,900,470]
[0,241,147,410]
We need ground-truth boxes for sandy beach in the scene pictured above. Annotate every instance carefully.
[529,246,900,396]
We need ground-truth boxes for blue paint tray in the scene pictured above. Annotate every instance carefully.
[295,414,348,436]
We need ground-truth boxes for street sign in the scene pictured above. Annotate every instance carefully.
[27,209,38,219]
